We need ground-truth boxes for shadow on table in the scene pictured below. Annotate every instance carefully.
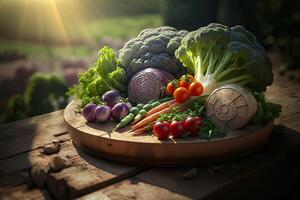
[74,125,300,200]
[0,118,38,187]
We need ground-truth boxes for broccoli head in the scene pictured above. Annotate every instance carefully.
[119,26,188,78]
[176,23,273,94]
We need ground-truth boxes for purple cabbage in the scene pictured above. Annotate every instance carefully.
[128,68,175,104]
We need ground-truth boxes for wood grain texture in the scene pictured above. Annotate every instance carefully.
[0,138,145,199]
[0,185,52,200]
[65,100,273,166]
[0,110,68,159]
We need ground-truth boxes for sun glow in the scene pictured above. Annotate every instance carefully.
[0,0,98,45]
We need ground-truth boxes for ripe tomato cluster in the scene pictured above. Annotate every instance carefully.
[153,116,204,139]
[166,74,204,103]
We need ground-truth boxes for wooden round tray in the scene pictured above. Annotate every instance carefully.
[64,100,273,167]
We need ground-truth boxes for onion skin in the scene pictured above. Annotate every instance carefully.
[126,102,132,110]
[111,103,129,121]
[82,103,97,122]
[94,105,111,122]
[102,90,121,108]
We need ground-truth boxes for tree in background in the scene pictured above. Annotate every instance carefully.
[161,0,300,69]
[161,0,259,36]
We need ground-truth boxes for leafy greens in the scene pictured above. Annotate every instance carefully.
[67,46,128,107]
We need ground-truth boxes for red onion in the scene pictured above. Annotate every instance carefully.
[82,103,97,122]
[111,103,129,121]
[102,90,121,108]
[94,105,111,122]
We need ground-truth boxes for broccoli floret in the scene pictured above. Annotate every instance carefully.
[119,26,188,78]
[175,23,273,94]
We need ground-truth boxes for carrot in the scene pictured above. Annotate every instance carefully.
[133,105,178,130]
[145,99,176,117]
[131,127,148,135]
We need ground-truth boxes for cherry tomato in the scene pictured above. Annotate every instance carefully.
[153,121,171,139]
[173,87,190,103]
[180,74,195,83]
[170,121,185,138]
[166,80,178,96]
[179,80,191,89]
[183,116,202,136]
[194,116,204,129]
[188,82,204,96]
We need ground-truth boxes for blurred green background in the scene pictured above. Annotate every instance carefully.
[0,0,299,123]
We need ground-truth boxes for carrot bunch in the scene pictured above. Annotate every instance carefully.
[131,99,179,134]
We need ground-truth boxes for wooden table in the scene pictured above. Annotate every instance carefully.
[1,69,300,200]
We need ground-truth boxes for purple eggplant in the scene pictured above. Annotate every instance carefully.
[102,90,121,108]
[94,105,111,122]
[111,103,129,121]
[82,103,97,122]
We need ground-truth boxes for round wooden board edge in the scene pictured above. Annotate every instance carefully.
[64,100,273,166]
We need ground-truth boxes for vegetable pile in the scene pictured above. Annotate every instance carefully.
[68,23,282,140]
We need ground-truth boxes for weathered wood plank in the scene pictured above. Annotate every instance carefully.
[76,126,300,200]
[0,110,68,159]
[0,185,52,200]
[77,179,190,200]
[0,138,145,200]
[45,143,145,199]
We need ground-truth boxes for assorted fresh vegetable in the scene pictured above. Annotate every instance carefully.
[69,23,281,140]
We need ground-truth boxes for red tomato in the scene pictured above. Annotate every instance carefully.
[180,74,195,83]
[170,121,185,138]
[179,80,191,89]
[194,116,204,129]
[173,87,190,103]
[183,116,202,136]
[189,82,204,96]
[153,121,171,139]
[166,81,178,96]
